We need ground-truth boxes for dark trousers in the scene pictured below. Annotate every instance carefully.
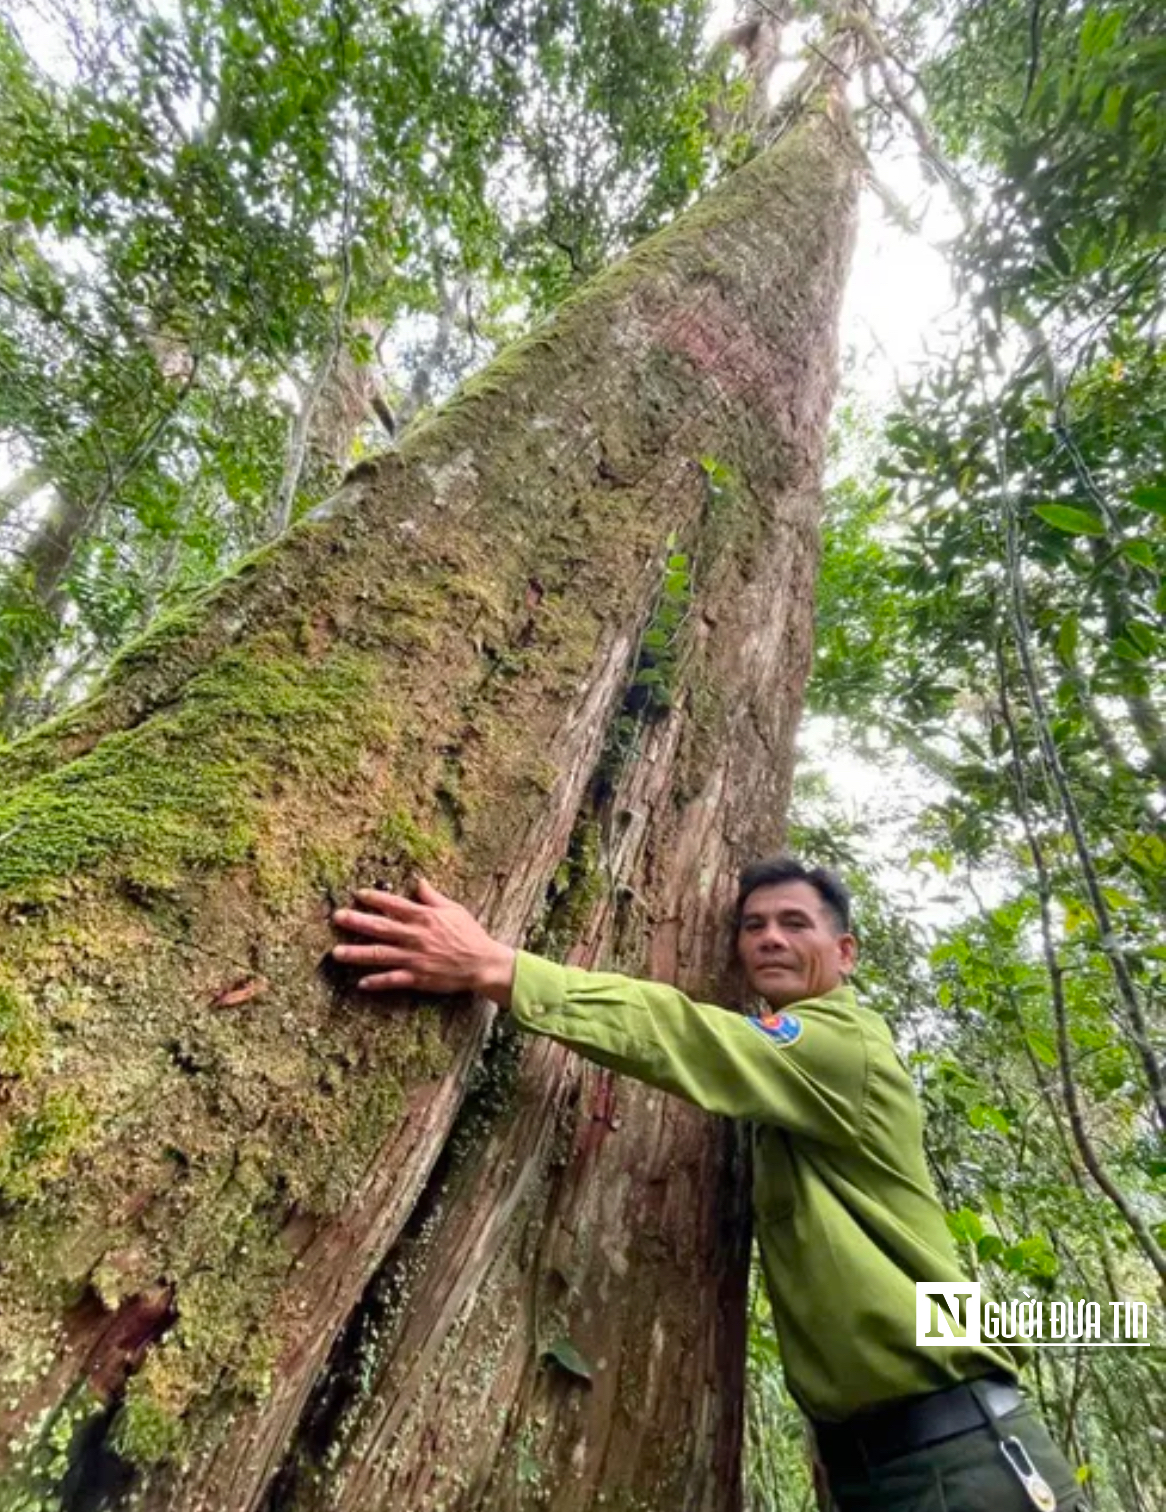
[818,1393,1084,1511]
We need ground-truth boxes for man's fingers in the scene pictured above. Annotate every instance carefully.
[332,943,410,968]
[332,907,419,945]
[352,888,426,919]
[332,878,476,1000]
[357,969,416,992]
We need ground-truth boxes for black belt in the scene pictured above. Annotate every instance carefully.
[814,1373,1023,1478]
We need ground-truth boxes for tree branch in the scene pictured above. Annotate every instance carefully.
[995,639,1166,1295]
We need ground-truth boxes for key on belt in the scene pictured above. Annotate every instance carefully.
[1000,1436,1058,1510]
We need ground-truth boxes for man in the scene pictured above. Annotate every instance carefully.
[332,856,1082,1511]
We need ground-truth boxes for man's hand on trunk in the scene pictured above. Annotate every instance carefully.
[331,878,516,1006]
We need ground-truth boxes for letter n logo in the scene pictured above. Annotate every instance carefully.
[916,1282,981,1346]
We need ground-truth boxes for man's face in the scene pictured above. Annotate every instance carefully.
[736,880,857,1008]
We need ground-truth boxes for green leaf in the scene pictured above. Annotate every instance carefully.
[969,1103,1010,1135]
[1054,615,1079,664]
[1025,1031,1058,1067]
[699,454,732,487]
[977,1234,1006,1263]
[541,1337,594,1384]
[1033,504,1105,537]
[946,1206,983,1245]
[1122,539,1156,569]
[1080,9,1122,59]
[1125,620,1157,654]
[1130,484,1166,517]
[1046,235,1072,276]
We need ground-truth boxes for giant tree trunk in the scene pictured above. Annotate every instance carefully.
[0,88,859,1512]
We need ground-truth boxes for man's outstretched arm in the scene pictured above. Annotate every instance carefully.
[331,880,867,1144]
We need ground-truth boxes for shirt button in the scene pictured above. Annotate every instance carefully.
[527,1004,546,1018]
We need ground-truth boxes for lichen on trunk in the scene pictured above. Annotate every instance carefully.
[0,88,859,1512]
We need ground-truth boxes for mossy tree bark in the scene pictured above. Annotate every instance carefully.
[0,89,859,1512]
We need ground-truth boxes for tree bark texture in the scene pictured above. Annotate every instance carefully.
[0,92,859,1512]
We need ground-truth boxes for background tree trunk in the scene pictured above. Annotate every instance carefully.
[0,88,859,1512]
[0,484,92,732]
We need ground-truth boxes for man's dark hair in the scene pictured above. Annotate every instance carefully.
[734,856,852,936]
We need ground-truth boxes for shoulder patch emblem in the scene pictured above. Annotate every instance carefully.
[749,1010,804,1047]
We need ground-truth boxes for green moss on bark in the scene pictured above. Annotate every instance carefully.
[110,1378,185,1467]
[377,807,453,877]
[0,1088,94,1204]
[0,975,43,1080]
[0,913,453,1474]
[532,818,606,963]
[0,638,395,904]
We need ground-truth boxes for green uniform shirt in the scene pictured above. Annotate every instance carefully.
[510,951,1024,1423]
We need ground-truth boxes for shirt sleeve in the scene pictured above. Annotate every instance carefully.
[508,951,868,1145]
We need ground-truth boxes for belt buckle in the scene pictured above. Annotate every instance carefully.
[981,1377,1021,1418]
